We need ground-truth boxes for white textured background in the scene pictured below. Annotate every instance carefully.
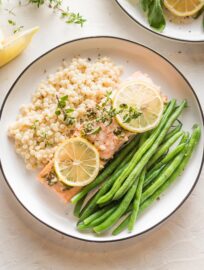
[0,0,204,269]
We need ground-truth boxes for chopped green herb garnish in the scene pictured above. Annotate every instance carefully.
[88,126,102,135]
[65,117,75,126]
[8,19,16,26]
[55,109,61,116]
[65,108,74,114]
[31,120,39,131]
[113,127,124,137]
[55,95,75,126]
[122,106,142,123]
[86,108,97,120]
[13,25,24,34]
[57,95,68,108]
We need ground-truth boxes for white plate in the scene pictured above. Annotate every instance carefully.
[0,37,203,242]
[115,0,204,42]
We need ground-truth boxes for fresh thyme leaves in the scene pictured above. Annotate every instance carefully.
[29,0,86,26]
[94,91,119,126]
[113,127,124,137]
[122,105,142,123]
[46,170,58,186]
[61,9,86,27]
[8,19,16,26]
[57,95,68,109]
[3,0,86,27]
[55,95,68,116]
[29,0,45,7]
[86,108,97,120]
[101,90,112,107]
[82,123,101,135]
[8,19,24,34]
[14,25,24,33]
[64,116,75,126]
[31,120,39,131]
[55,95,75,126]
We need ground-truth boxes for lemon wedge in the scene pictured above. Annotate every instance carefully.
[0,29,5,49]
[164,0,204,17]
[113,80,164,133]
[0,26,39,68]
[54,138,100,187]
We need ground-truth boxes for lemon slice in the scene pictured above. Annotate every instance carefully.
[0,26,39,68]
[54,137,100,187]
[113,80,164,133]
[164,0,204,17]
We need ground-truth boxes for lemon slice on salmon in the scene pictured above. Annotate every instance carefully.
[113,80,164,133]
[0,26,39,68]
[164,0,204,17]
[54,138,100,187]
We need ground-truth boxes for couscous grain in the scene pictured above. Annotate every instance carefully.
[8,57,130,169]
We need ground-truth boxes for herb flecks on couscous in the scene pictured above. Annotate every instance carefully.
[8,57,131,169]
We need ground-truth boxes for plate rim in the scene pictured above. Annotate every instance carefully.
[114,0,204,43]
[0,36,204,243]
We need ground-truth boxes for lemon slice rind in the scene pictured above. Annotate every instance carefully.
[113,80,164,133]
[164,0,204,17]
[54,137,100,187]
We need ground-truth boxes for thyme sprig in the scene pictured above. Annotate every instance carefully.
[8,19,24,33]
[55,95,75,126]
[4,0,86,32]
[29,0,86,26]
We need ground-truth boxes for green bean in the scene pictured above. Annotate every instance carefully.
[113,127,200,235]
[163,123,182,142]
[113,101,187,200]
[93,183,137,233]
[148,143,186,174]
[148,132,189,175]
[79,164,127,221]
[143,165,165,189]
[141,150,186,203]
[112,214,131,235]
[89,206,117,227]
[128,169,146,232]
[77,222,90,231]
[80,145,138,212]
[97,100,177,204]
[180,132,190,144]
[83,204,115,225]
[73,196,86,218]
[138,131,150,147]
[71,135,140,204]
[144,132,189,190]
[140,125,201,212]
[78,206,118,230]
[147,130,184,169]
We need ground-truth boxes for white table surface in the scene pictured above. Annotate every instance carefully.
[0,1,204,269]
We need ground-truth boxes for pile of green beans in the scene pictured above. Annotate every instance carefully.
[71,100,201,236]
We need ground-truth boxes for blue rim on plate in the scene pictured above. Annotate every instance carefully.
[114,0,204,43]
[0,36,204,243]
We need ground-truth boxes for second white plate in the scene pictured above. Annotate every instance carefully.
[115,0,204,42]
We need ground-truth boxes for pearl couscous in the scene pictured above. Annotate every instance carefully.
[8,57,130,170]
